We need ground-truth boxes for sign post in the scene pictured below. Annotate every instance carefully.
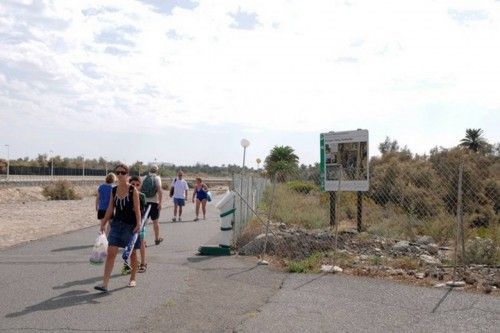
[320,129,369,229]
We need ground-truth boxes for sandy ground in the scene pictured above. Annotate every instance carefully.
[0,186,99,249]
[0,185,228,249]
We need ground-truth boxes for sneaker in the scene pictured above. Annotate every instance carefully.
[178,217,182,222]
[121,264,131,276]
[172,217,176,222]
[194,217,199,221]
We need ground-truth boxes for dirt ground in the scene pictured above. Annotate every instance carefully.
[0,185,228,249]
[0,186,99,249]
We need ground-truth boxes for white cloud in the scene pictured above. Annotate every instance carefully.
[0,0,499,156]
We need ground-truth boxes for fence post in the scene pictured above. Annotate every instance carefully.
[260,175,277,264]
[458,163,465,264]
[357,191,363,232]
[452,163,465,284]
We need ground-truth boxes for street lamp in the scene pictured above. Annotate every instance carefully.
[82,155,85,177]
[49,150,54,179]
[256,158,261,170]
[4,144,9,180]
[103,156,108,175]
[240,139,250,171]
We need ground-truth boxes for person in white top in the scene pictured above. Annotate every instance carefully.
[170,170,189,222]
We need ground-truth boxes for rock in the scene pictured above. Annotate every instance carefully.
[278,223,287,230]
[446,280,466,287]
[494,272,500,288]
[434,283,446,288]
[431,270,445,280]
[255,233,274,240]
[320,265,343,273]
[359,255,369,261]
[321,265,334,273]
[416,236,434,245]
[464,275,477,285]
[340,228,358,235]
[389,268,405,276]
[239,234,275,255]
[424,243,439,255]
[374,247,382,252]
[483,284,492,294]
[392,241,410,252]
[333,266,343,273]
[420,254,441,266]
[415,272,425,279]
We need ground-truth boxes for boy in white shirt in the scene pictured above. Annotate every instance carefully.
[170,171,189,222]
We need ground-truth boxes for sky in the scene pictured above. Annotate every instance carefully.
[0,0,499,167]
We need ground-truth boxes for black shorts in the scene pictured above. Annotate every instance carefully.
[97,209,107,219]
[146,202,160,220]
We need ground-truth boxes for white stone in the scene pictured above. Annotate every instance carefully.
[320,265,334,273]
[333,266,343,273]
[392,241,410,252]
[420,254,442,266]
[446,280,466,287]
[415,272,425,279]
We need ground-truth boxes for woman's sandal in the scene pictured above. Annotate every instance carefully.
[94,285,108,293]
[128,280,136,288]
[138,263,147,273]
[155,238,163,245]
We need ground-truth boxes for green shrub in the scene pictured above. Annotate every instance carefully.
[287,180,318,194]
[287,252,323,273]
[465,237,497,265]
[417,215,456,245]
[42,180,81,200]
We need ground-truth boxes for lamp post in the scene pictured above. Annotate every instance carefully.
[82,155,85,178]
[4,144,9,180]
[103,156,108,175]
[50,150,54,179]
[240,139,250,171]
[256,158,261,170]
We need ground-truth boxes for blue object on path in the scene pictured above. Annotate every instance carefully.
[122,205,151,268]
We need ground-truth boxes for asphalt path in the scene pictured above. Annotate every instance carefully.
[1,196,499,332]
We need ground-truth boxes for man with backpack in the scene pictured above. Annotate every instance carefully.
[142,164,163,245]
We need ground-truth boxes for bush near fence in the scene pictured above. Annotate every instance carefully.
[233,148,500,272]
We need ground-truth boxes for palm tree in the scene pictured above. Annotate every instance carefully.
[460,129,489,153]
[264,146,299,182]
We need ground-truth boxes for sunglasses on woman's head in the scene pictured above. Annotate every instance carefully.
[116,171,127,175]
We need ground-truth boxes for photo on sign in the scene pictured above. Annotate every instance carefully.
[326,164,341,181]
[337,141,368,181]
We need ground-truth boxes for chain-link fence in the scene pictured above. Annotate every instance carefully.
[233,149,499,290]
[232,174,269,239]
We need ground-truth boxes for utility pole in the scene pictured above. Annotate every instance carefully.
[50,150,54,179]
[4,144,10,180]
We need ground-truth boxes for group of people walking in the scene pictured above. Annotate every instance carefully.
[94,164,211,292]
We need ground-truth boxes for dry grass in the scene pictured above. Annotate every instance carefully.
[235,218,263,249]
[391,257,420,270]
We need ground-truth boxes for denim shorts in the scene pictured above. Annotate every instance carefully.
[108,220,141,249]
[174,198,185,206]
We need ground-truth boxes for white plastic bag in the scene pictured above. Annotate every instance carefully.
[89,233,108,265]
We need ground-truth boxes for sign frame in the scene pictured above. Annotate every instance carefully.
[320,129,369,192]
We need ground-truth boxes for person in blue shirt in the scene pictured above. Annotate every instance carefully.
[95,173,116,234]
